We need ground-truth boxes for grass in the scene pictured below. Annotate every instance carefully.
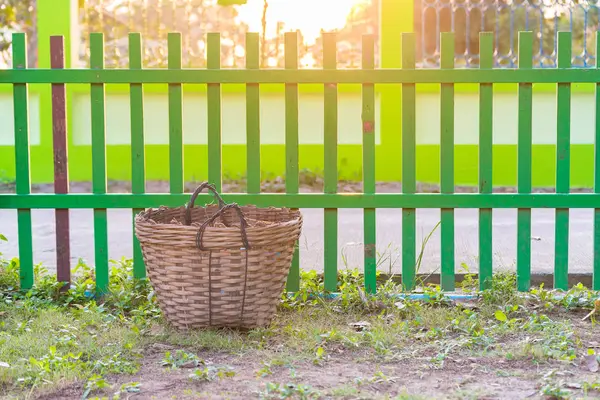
[1,246,600,399]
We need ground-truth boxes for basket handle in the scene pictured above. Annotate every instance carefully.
[184,182,227,226]
[196,203,251,250]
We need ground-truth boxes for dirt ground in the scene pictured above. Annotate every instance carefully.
[29,313,600,400]
[38,353,549,400]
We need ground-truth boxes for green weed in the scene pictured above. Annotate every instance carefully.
[161,350,202,369]
[258,382,320,400]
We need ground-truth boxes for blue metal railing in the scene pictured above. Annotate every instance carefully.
[419,0,600,68]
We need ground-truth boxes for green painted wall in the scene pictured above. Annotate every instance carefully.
[0,0,597,189]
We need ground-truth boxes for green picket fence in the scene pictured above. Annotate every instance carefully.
[2,30,599,295]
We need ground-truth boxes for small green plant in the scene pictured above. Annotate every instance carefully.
[18,346,86,387]
[115,381,142,398]
[161,350,201,369]
[540,382,570,399]
[370,370,397,383]
[460,263,478,292]
[188,365,235,382]
[582,380,600,395]
[82,374,111,399]
[256,359,286,377]
[312,346,326,365]
[258,382,320,400]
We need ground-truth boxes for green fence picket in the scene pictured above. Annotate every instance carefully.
[401,33,417,291]
[440,33,455,291]
[362,35,377,294]
[246,33,261,195]
[12,33,34,290]
[129,33,146,279]
[90,33,109,294]
[595,32,600,291]
[517,32,533,292]
[478,32,494,290]
[208,33,222,192]
[323,32,339,292]
[555,32,572,290]
[285,32,300,292]
[168,33,184,194]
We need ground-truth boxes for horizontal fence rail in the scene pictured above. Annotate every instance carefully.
[4,69,600,83]
[1,30,600,295]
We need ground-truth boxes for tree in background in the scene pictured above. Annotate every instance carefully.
[0,0,36,67]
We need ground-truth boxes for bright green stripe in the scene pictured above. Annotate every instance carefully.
[246,33,260,194]
[595,32,600,291]
[90,33,109,294]
[285,32,300,292]
[362,35,376,294]
[11,33,33,289]
[129,33,146,279]
[323,33,338,292]
[10,68,600,84]
[555,32,572,290]
[479,32,494,290]
[440,33,455,291]
[168,33,183,194]
[207,33,222,192]
[517,32,533,292]
[401,33,416,291]
[5,193,600,209]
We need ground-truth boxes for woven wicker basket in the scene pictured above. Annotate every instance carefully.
[135,183,303,330]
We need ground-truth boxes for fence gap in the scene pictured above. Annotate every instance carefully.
[90,33,109,295]
[285,32,300,292]
[129,33,146,279]
[517,31,533,292]
[478,32,494,290]
[401,33,417,291]
[50,35,71,289]
[323,32,339,293]
[246,33,261,195]
[362,34,376,294]
[12,33,34,290]
[440,32,455,291]
[207,33,222,192]
[168,33,184,194]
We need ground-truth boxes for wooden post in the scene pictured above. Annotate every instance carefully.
[50,36,71,289]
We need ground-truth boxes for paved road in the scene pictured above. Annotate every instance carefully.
[0,208,594,274]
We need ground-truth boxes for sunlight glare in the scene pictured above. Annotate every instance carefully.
[235,0,368,44]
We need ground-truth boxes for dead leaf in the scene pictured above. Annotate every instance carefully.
[566,382,582,389]
[584,354,599,372]
[180,360,198,369]
[455,299,480,311]
[582,299,600,321]
[358,288,368,305]
[151,343,173,351]
[590,341,600,348]
[349,321,371,332]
